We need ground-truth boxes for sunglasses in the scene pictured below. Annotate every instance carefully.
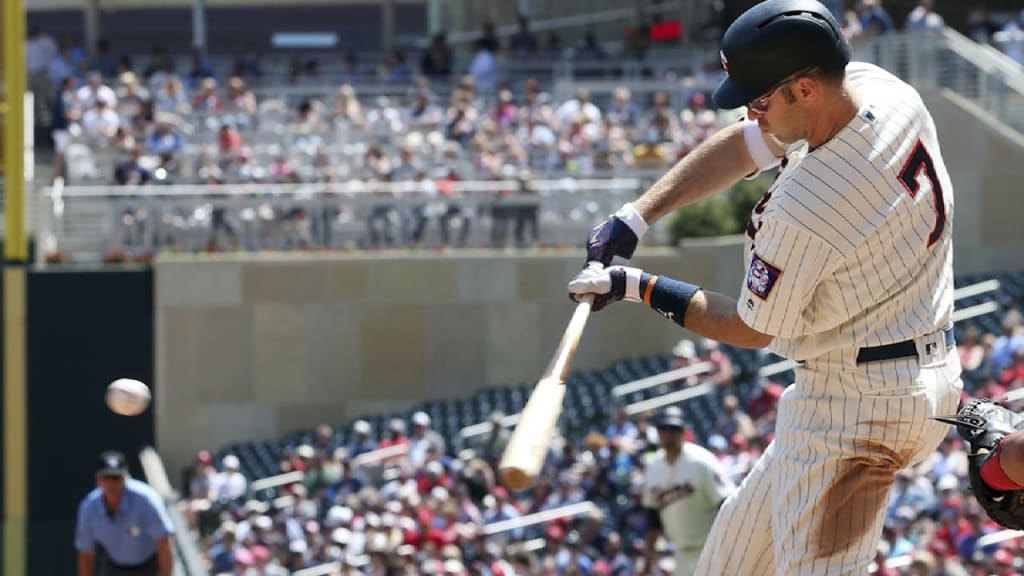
[746,66,819,114]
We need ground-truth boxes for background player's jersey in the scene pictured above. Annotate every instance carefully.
[642,443,735,549]
[738,62,955,364]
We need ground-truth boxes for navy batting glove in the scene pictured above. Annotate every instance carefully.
[585,203,649,267]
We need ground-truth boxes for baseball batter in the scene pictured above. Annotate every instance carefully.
[642,407,735,576]
[566,0,963,574]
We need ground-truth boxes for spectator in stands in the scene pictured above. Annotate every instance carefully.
[82,97,120,147]
[290,98,329,136]
[206,522,239,574]
[232,47,263,82]
[606,86,640,132]
[409,412,447,467]
[212,454,247,501]
[380,418,411,454]
[857,0,895,37]
[185,47,215,90]
[556,88,602,129]
[75,451,175,576]
[669,339,701,387]
[114,146,151,186]
[959,326,986,373]
[189,450,217,502]
[407,88,443,130]
[332,84,365,128]
[575,33,607,62]
[51,75,79,179]
[698,338,733,387]
[191,77,223,113]
[27,24,58,126]
[606,408,639,444]
[225,76,257,115]
[905,0,945,31]
[49,40,77,88]
[470,410,511,466]
[366,96,405,134]
[77,71,117,111]
[1000,348,1024,388]
[509,16,539,58]
[992,310,1024,373]
[145,115,184,158]
[998,10,1024,66]
[715,394,756,441]
[468,39,499,96]
[871,540,900,576]
[421,33,453,79]
[347,420,376,459]
[153,76,189,116]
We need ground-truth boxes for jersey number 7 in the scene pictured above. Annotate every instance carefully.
[898,140,947,248]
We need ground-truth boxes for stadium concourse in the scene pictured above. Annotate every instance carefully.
[176,270,1024,576]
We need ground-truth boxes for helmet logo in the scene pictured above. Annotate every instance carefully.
[720,51,730,75]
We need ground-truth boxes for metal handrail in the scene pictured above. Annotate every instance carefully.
[139,447,210,576]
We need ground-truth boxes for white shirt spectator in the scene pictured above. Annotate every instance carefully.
[81,104,120,145]
[905,3,945,31]
[212,455,248,500]
[76,81,118,111]
[555,96,602,129]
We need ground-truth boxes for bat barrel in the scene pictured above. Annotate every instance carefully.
[498,296,593,491]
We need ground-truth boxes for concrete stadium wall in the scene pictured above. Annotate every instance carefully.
[154,243,745,481]
[922,89,1024,276]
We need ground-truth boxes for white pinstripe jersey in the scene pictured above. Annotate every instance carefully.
[738,62,955,363]
[642,443,735,549]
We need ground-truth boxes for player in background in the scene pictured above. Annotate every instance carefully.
[567,0,962,573]
[642,407,735,576]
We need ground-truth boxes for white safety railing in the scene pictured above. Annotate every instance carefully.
[482,500,600,535]
[139,447,210,576]
[35,178,654,264]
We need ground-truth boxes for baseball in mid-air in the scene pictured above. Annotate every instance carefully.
[105,378,151,416]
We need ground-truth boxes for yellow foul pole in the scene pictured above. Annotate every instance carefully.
[1,0,29,573]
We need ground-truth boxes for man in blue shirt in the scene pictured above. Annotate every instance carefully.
[75,452,175,576]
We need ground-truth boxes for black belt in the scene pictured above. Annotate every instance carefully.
[855,327,955,365]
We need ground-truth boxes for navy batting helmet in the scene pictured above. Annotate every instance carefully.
[712,0,851,110]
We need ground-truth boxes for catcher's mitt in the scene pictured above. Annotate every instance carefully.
[935,398,1024,529]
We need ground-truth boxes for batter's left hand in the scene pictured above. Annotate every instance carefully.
[584,203,649,267]
[568,264,643,311]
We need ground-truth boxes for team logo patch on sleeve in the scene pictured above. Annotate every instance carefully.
[747,254,782,300]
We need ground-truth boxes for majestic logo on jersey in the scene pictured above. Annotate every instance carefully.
[747,254,782,300]
[720,51,730,75]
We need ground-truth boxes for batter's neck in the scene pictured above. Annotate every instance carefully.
[808,83,862,149]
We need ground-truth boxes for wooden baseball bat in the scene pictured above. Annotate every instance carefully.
[498,294,594,491]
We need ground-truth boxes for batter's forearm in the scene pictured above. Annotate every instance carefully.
[684,291,773,349]
[633,123,758,224]
[636,273,772,349]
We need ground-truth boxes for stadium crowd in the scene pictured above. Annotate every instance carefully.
[177,308,1024,576]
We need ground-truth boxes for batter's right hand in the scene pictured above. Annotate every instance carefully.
[567,263,642,312]
[584,202,649,267]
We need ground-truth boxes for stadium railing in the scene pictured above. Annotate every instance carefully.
[139,447,210,576]
[35,178,657,263]
[851,29,1024,136]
